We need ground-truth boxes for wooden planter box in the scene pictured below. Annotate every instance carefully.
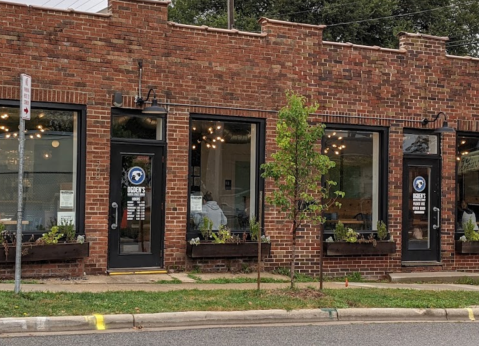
[455,241,479,254]
[187,242,271,258]
[0,242,89,263]
[324,241,396,256]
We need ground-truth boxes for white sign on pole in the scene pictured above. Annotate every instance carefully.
[20,74,31,120]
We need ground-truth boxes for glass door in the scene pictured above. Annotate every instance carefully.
[402,158,440,262]
[108,143,164,268]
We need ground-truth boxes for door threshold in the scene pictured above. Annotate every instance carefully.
[401,261,443,267]
[107,267,168,275]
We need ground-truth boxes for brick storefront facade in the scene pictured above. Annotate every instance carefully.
[1,0,479,279]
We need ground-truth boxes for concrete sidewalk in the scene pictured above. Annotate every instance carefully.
[2,271,479,292]
[1,271,479,335]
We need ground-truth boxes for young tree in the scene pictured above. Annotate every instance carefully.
[261,92,342,289]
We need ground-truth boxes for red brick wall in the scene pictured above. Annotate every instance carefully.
[1,0,479,278]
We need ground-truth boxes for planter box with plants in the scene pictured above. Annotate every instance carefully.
[324,220,396,256]
[186,217,271,259]
[456,219,479,254]
[0,222,89,263]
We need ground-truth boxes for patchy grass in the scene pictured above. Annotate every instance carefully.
[1,288,479,318]
[155,278,182,284]
[197,277,288,284]
[0,280,40,284]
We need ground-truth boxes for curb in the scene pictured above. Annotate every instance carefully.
[0,308,476,334]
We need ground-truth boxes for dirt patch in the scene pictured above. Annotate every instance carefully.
[271,288,325,299]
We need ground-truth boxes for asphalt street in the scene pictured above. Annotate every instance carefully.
[1,322,478,346]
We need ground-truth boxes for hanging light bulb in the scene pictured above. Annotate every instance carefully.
[192,145,196,150]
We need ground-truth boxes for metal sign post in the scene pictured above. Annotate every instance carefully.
[15,74,31,294]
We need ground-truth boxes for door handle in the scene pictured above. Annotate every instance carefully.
[111,202,118,230]
[433,206,440,230]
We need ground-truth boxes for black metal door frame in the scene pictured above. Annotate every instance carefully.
[108,142,165,268]
[402,158,441,262]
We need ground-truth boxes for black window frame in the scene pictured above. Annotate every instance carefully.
[186,114,265,240]
[321,123,389,235]
[455,131,479,238]
[0,100,86,237]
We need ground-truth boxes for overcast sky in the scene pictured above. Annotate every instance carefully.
[5,0,108,13]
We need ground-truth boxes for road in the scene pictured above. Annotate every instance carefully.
[0,322,477,346]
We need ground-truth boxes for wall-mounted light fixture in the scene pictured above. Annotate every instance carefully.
[136,88,167,115]
[134,61,168,116]
[421,112,455,134]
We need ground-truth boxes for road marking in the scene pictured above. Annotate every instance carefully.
[94,314,106,330]
[466,308,475,321]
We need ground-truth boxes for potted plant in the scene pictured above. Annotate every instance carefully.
[0,222,89,263]
[324,220,396,256]
[456,219,479,254]
[186,217,271,258]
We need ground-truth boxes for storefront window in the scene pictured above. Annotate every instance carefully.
[0,106,78,233]
[456,135,479,232]
[188,118,260,239]
[323,129,382,232]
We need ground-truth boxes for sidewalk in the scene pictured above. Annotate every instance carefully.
[0,272,478,335]
[2,271,479,292]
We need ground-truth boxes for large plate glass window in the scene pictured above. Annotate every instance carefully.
[323,128,384,232]
[456,135,479,233]
[188,117,263,240]
[0,105,81,234]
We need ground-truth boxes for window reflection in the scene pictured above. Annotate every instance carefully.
[0,107,77,233]
[188,119,257,239]
[324,129,380,232]
[456,136,479,232]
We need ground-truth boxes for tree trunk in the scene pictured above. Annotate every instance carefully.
[291,221,296,289]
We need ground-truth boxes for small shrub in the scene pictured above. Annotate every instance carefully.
[334,221,347,241]
[36,226,63,245]
[377,220,388,240]
[249,217,260,241]
[199,217,213,239]
[464,219,479,241]
[58,221,75,242]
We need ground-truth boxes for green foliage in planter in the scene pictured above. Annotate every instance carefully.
[0,223,5,244]
[199,217,213,239]
[334,221,347,241]
[211,226,233,244]
[58,220,75,243]
[334,222,358,243]
[377,220,388,240]
[344,229,359,243]
[249,217,260,241]
[37,226,63,245]
[464,219,479,241]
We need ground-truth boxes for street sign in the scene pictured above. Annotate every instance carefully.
[20,74,31,120]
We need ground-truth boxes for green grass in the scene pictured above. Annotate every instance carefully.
[155,278,182,284]
[0,280,40,284]
[198,277,289,284]
[1,288,478,318]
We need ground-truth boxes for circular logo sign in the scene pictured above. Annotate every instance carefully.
[128,166,146,185]
[413,176,426,192]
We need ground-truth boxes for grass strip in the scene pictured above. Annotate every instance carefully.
[196,277,289,284]
[1,288,479,318]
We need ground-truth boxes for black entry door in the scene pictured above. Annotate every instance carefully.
[402,158,441,262]
[108,143,164,268]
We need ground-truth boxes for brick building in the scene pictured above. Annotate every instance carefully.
[1,0,479,279]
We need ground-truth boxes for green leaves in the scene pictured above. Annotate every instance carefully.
[261,92,341,229]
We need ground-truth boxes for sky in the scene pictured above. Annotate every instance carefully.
[4,0,108,13]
